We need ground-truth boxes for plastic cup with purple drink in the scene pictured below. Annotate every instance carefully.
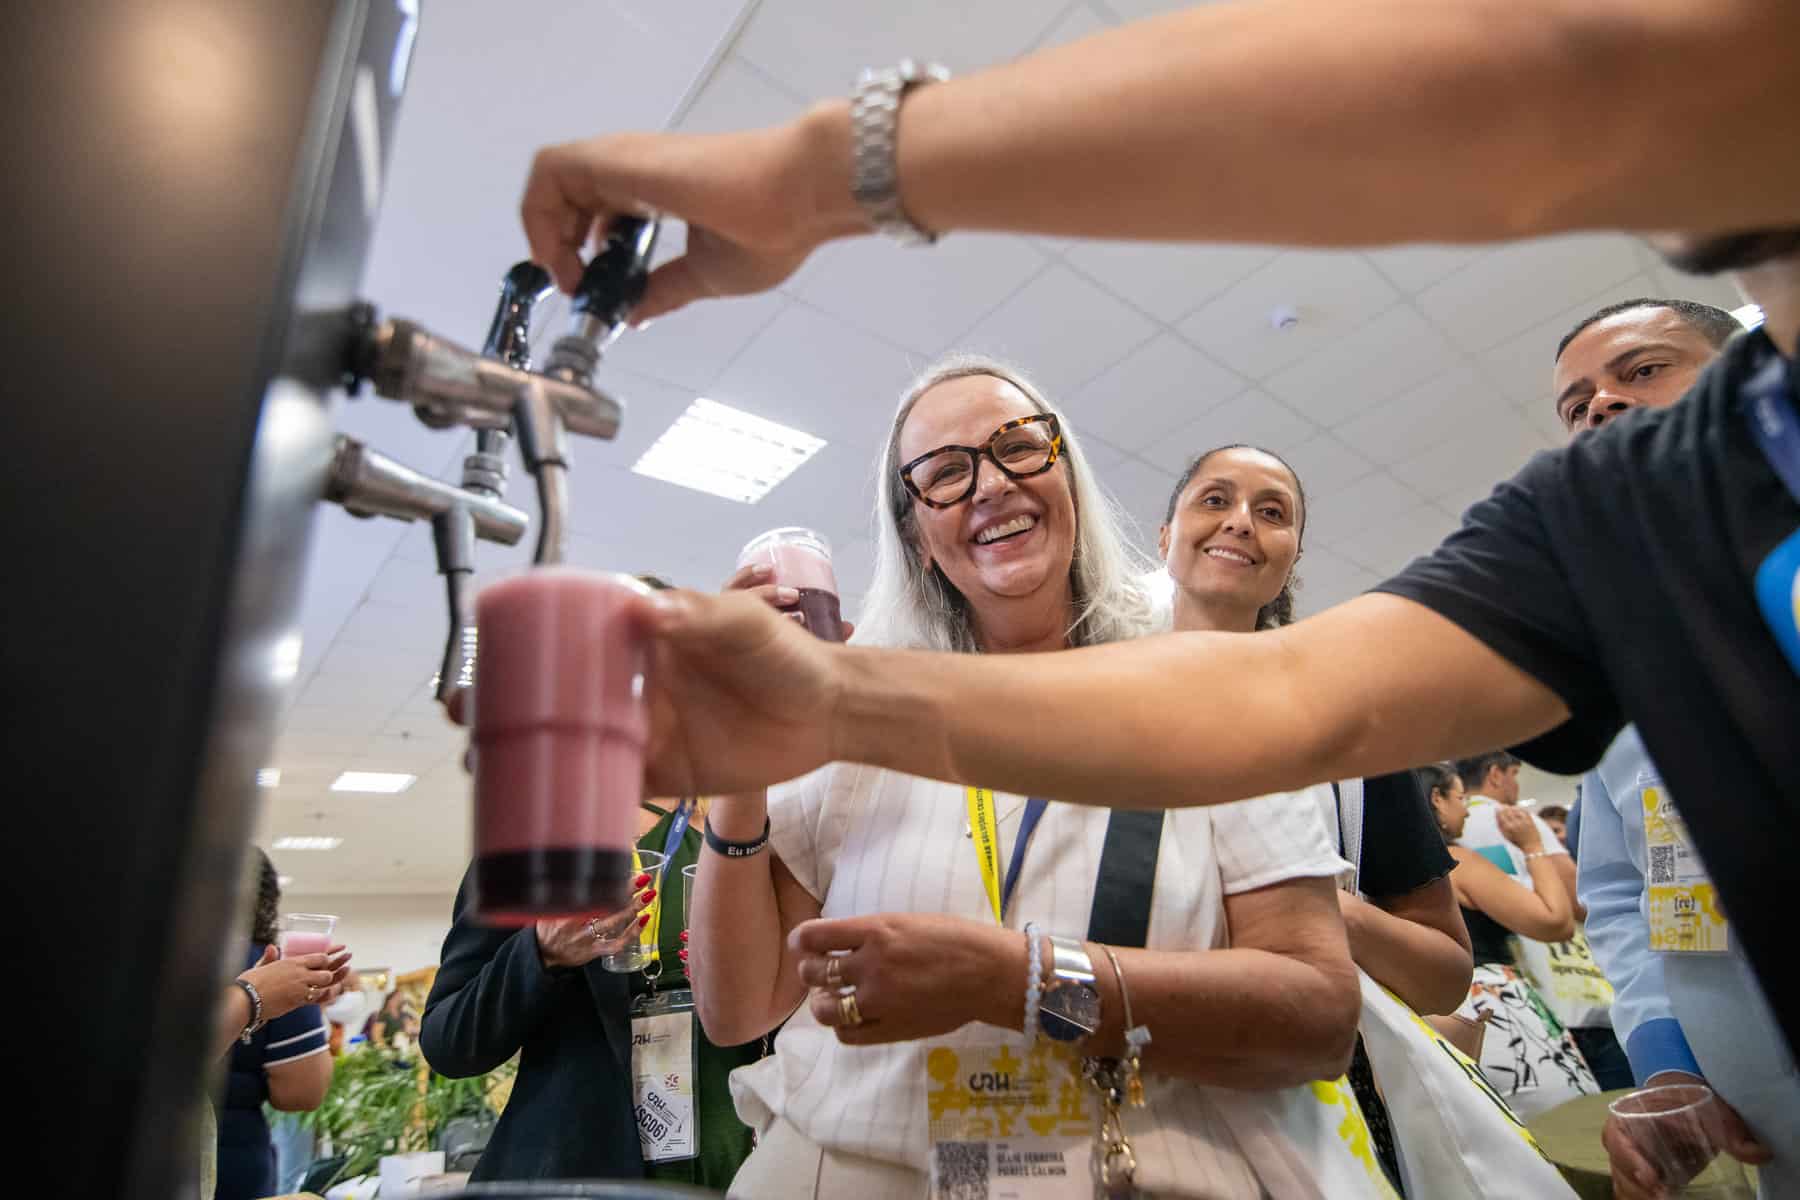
[469,568,655,924]
[737,527,845,642]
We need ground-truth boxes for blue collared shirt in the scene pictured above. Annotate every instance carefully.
[1577,727,1699,1081]
[1579,726,1800,1186]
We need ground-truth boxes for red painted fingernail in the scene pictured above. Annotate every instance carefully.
[678,949,688,961]
[634,873,651,887]
[642,888,656,902]
[679,930,689,942]
[638,912,652,925]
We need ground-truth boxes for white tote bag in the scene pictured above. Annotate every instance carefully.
[1208,1075,1402,1199]
[1325,781,1577,1197]
[1357,971,1577,1199]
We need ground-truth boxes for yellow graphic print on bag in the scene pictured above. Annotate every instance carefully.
[1308,1076,1401,1199]
[1642,785,1730,953]
[1539,929,1615,1006]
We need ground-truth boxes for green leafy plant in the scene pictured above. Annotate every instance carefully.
[298,1043,515,1188]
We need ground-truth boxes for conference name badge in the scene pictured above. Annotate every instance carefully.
[1641,784,1729,954]
[630,990,699,1163]
[924,1039,1094,1200]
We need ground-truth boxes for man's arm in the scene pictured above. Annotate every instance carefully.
[523,0,1800,314]
[896,0,1799,245]
[644,589,1568,804]
[841,594,1566,806]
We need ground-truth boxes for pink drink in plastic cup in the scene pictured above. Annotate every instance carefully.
[279,932,332,957]
[736,527,844,642]
[278,913,337,957]
[471,568,652,924]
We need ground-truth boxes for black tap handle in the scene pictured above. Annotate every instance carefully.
[571,216,659,329]
[481,261,554,368]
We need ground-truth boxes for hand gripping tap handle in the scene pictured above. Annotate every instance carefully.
[521,216,660,565]
[569,216,659,346]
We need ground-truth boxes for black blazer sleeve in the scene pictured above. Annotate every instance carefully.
[420,866,566,1078]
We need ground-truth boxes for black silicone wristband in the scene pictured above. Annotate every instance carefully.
[704,816,771,858]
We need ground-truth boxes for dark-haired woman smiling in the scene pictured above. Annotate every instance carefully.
[1159,444,1472,1014]
[1158,444,1473,1193]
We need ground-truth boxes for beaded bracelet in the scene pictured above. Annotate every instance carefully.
[1022,921,1044,1041]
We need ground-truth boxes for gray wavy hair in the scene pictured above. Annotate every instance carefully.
[854,353,1159,652]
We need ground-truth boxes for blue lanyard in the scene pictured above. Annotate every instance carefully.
[656,797,694,865]
[1744,348,1800,503]
[1001,797,1048,918]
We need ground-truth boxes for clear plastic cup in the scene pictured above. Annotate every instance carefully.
[279,913,337,958]
[600,849,668,973]
[1608,1084,1755,1197]
[680,863,698,938]
[736,527,844,642]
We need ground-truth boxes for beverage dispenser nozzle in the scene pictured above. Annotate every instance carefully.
[482,260,555,371]
[429,263,556,705]
[323,435,530,543]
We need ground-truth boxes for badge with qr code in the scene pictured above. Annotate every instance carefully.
[1642,784,1729,954]
[923,1041,1094,1199]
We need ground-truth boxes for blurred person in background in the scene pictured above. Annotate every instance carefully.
[214,851,348,1200]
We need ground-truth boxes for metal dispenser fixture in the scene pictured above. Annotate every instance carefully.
[324,217,659,705]
[8,4,663,1192]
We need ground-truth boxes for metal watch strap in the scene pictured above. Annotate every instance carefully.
[850,59,949,245]
[234,977,265,1044]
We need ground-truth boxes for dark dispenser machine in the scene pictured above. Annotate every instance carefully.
[2,3,657,1196]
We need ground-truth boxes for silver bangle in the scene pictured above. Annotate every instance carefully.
[1022,922,1044,1041]
[234,978,265,1044]
[1099,944,1151,1061]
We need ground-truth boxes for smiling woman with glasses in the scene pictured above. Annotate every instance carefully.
[687,354,1387,1199]
[898,412,1063,508]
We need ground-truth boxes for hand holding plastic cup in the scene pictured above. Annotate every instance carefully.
[279,913,338,958]
[1607,1084,1755,1197]
[736,527,845,642]
[600,848,668,973]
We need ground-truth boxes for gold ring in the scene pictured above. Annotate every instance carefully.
[824,956,843,987]
[838,988,863,1028]
[305,985,318,1002]
[589,919,603,941]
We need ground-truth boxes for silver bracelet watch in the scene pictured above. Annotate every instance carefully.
[1038,934,1102,1043]
[234,977,266,1044]
[850,59,950,245]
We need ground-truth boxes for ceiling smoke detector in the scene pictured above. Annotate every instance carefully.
[1269,305,1300,331]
